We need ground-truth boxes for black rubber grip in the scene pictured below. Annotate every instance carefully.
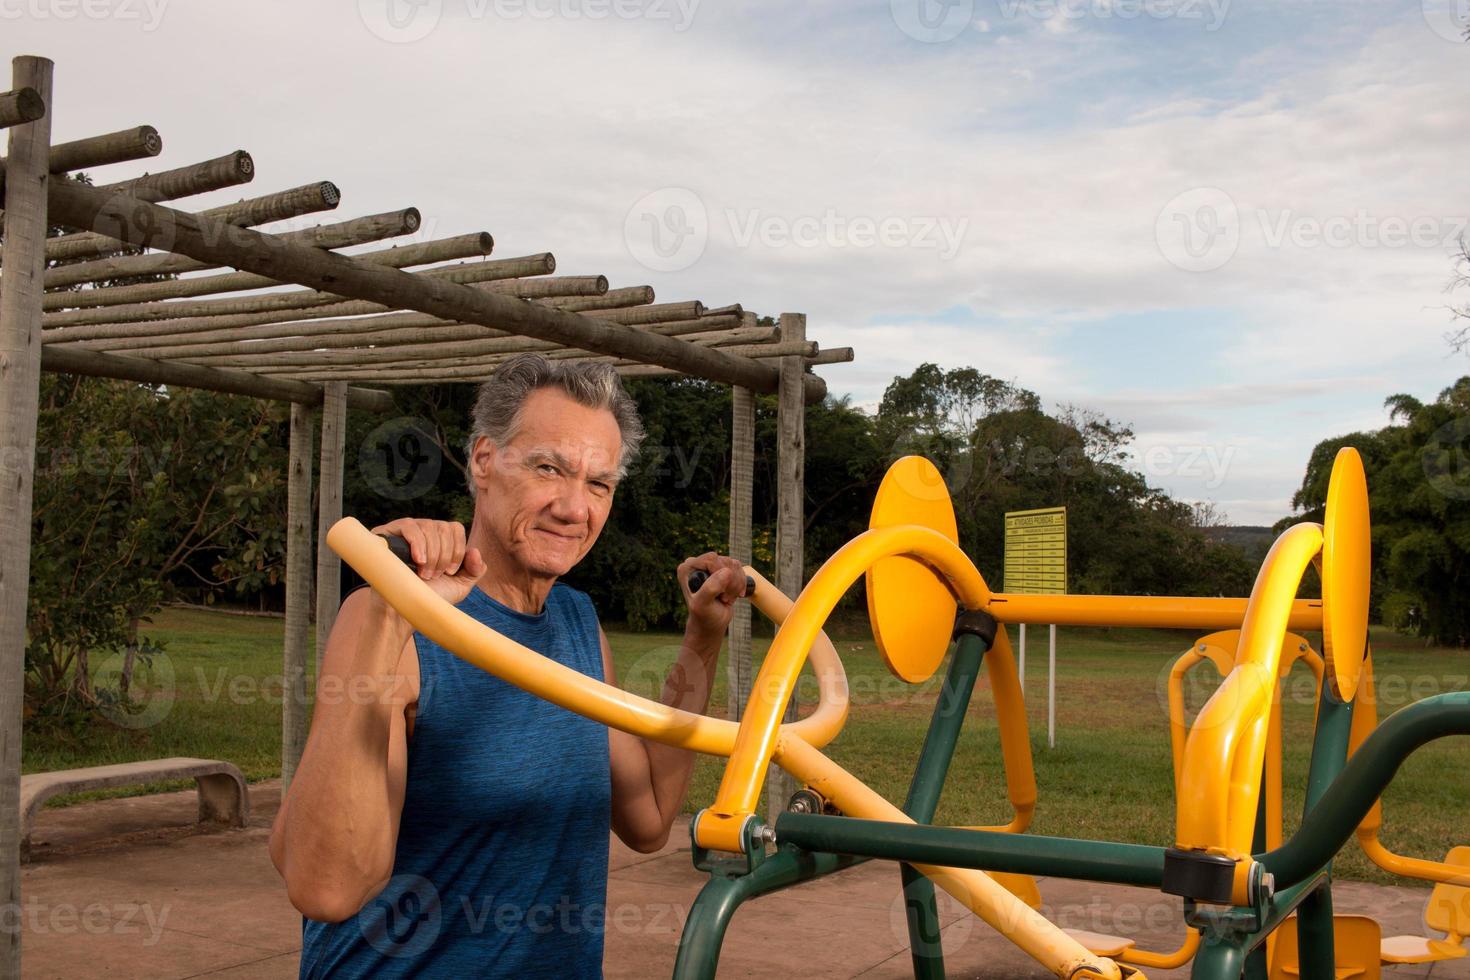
[688,569,755,598]
[379,534,416,568]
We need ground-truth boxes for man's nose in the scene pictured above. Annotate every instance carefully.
[549,479,591,524]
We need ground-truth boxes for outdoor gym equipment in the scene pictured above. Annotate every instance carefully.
[327,446,1470,979]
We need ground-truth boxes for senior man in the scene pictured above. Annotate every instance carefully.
[270,354,747,978]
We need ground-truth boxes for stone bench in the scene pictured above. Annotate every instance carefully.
[20,757,249,861]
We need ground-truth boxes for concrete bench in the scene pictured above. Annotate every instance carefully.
[21,757,249,860]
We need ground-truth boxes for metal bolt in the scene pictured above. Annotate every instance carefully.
[760,825,776,845]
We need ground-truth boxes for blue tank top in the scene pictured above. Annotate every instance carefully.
[299,582,612,979]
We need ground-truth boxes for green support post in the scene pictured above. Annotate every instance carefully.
[672,847,866,979]
[897,630,991,978]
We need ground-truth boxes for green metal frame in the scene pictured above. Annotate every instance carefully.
[672,625,1470,980]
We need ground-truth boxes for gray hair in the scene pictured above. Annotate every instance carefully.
[464,353,645,495]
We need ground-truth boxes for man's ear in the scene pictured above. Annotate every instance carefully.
[470,436,497,490]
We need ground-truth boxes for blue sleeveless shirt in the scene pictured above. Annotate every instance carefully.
[300,583,612,979]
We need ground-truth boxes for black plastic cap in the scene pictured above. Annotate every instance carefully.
[1161,847,1237,904]
[953,609,999,647]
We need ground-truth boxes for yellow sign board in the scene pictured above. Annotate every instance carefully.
[1004,506,1066,594]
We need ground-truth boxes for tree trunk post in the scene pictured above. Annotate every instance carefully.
[767,313,806,819]
[726,386,755,721]
[0,54,51,979]
[282,403,315,790]
[315,382,347,676]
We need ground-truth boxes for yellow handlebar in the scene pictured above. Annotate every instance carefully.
[325,517,851,755]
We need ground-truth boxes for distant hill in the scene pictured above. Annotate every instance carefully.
[1206,525,1276,561]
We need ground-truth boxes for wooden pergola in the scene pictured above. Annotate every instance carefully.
[0,55,852,972]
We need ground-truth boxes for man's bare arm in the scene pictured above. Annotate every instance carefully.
[269,589,416,922]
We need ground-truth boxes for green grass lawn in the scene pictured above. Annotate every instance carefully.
[23,608,1470,885]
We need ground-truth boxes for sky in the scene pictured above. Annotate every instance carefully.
[7,0,1470,524]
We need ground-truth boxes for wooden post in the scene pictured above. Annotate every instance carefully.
[315,382,347,676]
[767,312,806,819]
[0,55,50,979]
[726,386,755,721]
[282,403,315,790]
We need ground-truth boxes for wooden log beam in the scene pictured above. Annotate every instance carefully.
[43,253,555,344]
[0,87,44,129]
[44,252,544,329]
[28,180,340,265]
[0,57,51,978]
[46,182,782,391]
[44,207,421,289]
[807,347,854,365]
[38,344,394,412]
[262,329,789,381]
[544,286,653,311]
[0,125,160,179]
[44,230,494,311]
[206,316,758,371]
[96,149,253,203]
[0,87,43,131]
[55,291,690,355]
[125,310,737,362]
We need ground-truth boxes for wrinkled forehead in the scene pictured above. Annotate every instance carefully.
[504,391,623,475]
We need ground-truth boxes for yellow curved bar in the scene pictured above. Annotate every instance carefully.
[775,735,1135,980]
[1351,655,1470,886]
[325,517,850,756]
[1119,929,1200,970]
[1176,522,1324,860]
[985,593,1322,632]
[983,624,1038,833]
[696,523,989,852]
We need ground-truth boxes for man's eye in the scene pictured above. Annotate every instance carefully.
[590,481,611,495]
[537,463,559,476]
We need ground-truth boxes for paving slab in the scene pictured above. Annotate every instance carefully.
[16,781,1463,978]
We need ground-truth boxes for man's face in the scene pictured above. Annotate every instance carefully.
[471,387,623,579]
